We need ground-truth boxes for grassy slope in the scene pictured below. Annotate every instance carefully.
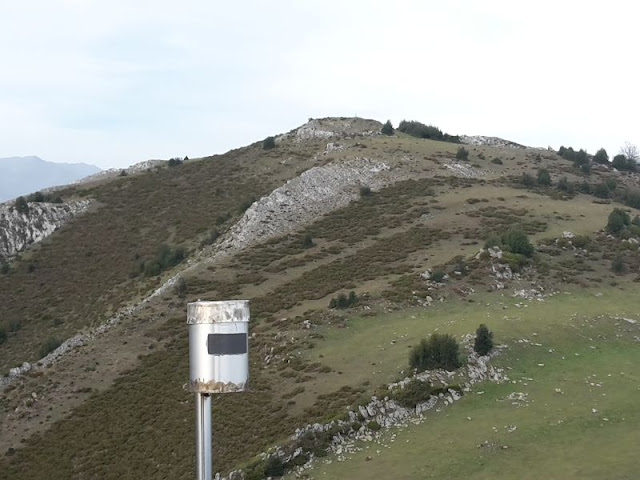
[295,289,640,480]
[2,126,640,479]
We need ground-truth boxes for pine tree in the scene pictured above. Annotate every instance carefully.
[474,324,494,356]
[381,120,394,136]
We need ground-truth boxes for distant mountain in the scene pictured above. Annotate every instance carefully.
[0,156,101,203]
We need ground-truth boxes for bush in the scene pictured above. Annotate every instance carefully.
[301,233,314,249]
[575,149,589,167]
[623,189,640,209]
[430,269,446,282]
[611,256,626,274]
[474,324,494,356]
[501,252,529,273]
[174,277,187,298]
[137,244,186,277]
[264,456,284,477]
[520,173,535,187]
[329,291,358,309]
[167,157,183,167]
[200,228,219,247]
[397,120,459,143]
[593,148,609,164]
[606,208,630,235]
[238,196,256,214]
[456,146,469,161]
[593,182,611,199]
[409,333,462,372]
[381,120,394,136]
[0,324,6,345]
[392,379,433,408]
[557,176,574,193]
[501,229,534,257]
[491,157,503,165]
[39,337,62,358]
[612,154,636,172]
[263,136,276,150]
[537,168,551,186]
[359,185,372,197]
[14,196,29,214]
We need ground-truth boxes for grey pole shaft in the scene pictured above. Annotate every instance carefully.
[195,394,212,480]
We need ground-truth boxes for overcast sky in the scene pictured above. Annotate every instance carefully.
[1,0,638,169]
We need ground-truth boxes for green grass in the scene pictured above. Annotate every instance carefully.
[291,289,640,479]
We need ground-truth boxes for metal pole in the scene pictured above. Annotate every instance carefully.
[195,393,212,480]
[203,394,212,480]
[195,394,204,480]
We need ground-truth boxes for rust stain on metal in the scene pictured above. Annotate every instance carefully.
[190,379,247,394]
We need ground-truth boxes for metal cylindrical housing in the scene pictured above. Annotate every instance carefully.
[187,300,250,394]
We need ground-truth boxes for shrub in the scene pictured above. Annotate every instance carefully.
[381,120,394,136]
[200,228,219,247]
[574,149,589,167]
[263,136,276,150]
[367,420,382,431]
[397,120,459,143]
[392,379,433,408]
[474,324,494,356]
[0,324,6,345]
[501,229,534,257]
[329,291,358,309]
[611,256,626,274]
[264,456,285,477]
[409,333,462,372]
[430,269,446,283]
[359,185,372,197]
[623,189,640,209]
[456,146,469,161]
[39,337,62,358]
[557,176,574,193]
[174,277,187,298]
[593,182,611,199]
[238,196,256,214]
[0,262,9,275]
[537,168,551,186]
[612,154,636,172]
[301,233,314,249]
[593,148,609,164]
[138,244,186,277]
[571,235,590,249]
[14,196,29,214]
[119,170,128,177]
[484,235,502,249]
[167,157,182,167]
[520,173,535,187]
[501,252,529,273]
[580,162,591,174]
[606,208,630,235]
[491,157,503,165]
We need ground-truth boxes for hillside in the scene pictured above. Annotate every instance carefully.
[1,118,639,480]
[0,156,100,203]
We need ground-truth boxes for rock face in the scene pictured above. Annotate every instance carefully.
[459,135,527,149]
[286,117,383,143]
[0,200,91,259]
[215,157,403,253]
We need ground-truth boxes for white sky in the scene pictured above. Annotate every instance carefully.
[1,0,638,169]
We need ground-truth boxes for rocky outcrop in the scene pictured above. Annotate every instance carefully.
[286,117,382,143]
[0,200,91,259]
[459,135,527,149]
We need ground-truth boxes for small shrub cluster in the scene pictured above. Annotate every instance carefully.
[611,154,636,172]
[167,157,183,167]
[262,136,276,150]
[409,333,462,372]
[381,120,394,136]
[397,120,459,143]
[13,196,29,214]
[473,324,493,356]
[558,146,589,169]
[0,324,6,345]
[26,191,63,203]
[501,229,534,257]
[491,157,503,165]
[329,291,358,309]
[593,148,609,165]
[359,185,372,197]
[132,244,186,277]
[606,208,630,235]
[391,379,433,408]
[456,146,469,161]
[38,336,62,358]
[537,168,551,186]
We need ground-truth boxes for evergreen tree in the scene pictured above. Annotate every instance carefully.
[381,120,394,136]
[593,148,609,164]
[474,324,494,356]
[537,168,551,186]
